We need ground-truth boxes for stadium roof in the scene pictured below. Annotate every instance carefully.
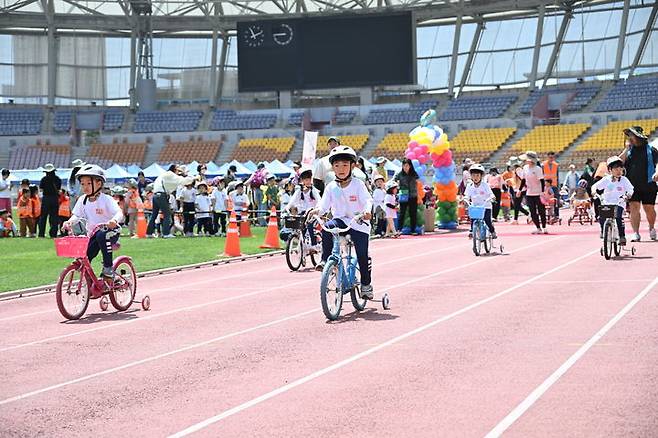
[0,0,638,34]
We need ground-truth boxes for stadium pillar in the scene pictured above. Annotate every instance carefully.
[216,32,229,106]
[360,88,373,106]
[45,0,56,108]
[129,29,137,110]
[209,4,220,107]
[528,4,545,90]
[458,19,483,95]
[614,0,631,80]
[541,8,571,88]
[279,91,292,108]
[628,3,658,77]
[447,14,462,97]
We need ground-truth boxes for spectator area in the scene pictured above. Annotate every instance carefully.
[232,137,295,162]
[0,109,43,136]
[596,76,658,112]
[287,111,304,127]
[440,95,516,121]
[210,110,277,131]
[9,144,71,169]
[519,85,600,114]
[372,132,410,159]
[512,123,591,155]
[334,110,357,125]
[85,143,147,168]
[569,119,658,165]
[450,127,516,165]
[134,111,203,133]
[158,141,221,164]
[364,100,438,125]
[316,134,368,155]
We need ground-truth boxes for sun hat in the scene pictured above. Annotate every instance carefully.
[43,163,56,172]
[624,126,648,139]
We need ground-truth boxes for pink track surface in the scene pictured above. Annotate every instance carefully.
[2,219,658,437]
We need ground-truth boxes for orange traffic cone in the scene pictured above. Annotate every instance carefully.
[259,206,281,249]
[136,209,147,238]
[222,210,242,257]
[239,213,253,238]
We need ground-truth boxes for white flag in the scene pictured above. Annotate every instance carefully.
[302,131,318,167]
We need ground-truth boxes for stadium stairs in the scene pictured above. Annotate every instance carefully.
[579,82,614,114]
[488,128,529,168]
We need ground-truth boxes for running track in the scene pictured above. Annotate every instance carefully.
[2,220,658,437]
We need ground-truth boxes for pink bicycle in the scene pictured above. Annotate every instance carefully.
[54,223,150,320]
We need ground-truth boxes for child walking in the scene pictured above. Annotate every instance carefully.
[211,176,228,236]
[194,181,213,236]
[372,174,386,237]
[384,180,399,237]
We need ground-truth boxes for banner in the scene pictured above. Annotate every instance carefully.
[302,131,318,167]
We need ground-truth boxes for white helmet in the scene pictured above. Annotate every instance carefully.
[606,156,624,168]
[328,146,357,165]
[76,164,106,183]
[299,165,313,179]
[372,173,385,183]
[469,164,485,174]
[385,180,398,190]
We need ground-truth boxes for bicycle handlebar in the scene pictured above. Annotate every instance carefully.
[313,214,366,234]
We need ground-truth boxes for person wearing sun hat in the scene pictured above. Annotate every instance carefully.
[37,163,62,238]
[619,125,658,241]
[68,159,86,206]
[518,151,548,234]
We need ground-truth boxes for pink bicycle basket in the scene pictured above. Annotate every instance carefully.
[54,236,89,258]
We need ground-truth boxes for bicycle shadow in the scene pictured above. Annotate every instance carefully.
[329,308,399,324]
[612,255,653,261]
[61,309,140,324]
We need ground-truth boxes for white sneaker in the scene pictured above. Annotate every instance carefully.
[650,229,657,241]
[163,234,175,239]
[361,284,374,300]
[542,228,548,234]
[531,228,541,235]
[631,233,641,242]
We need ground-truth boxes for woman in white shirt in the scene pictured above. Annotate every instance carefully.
[517,151,548,234]
[0,169,11,212]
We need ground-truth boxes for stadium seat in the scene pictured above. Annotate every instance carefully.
[8,144,71,169]
[85,143,147,167]
[512,123,590,156]
[595,76,658,112]
[439,95,517,121]
[134,111,203,133]
[232,137,295,162]
[364,100,438,125]
[158,141,221,164]
[316,135,368,156]
[0,109,43,136]
[210,110,277,131]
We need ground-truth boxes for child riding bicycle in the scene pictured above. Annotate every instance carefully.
[62,164,124,278]
[284,165,321,252]
[464,164,497,239]
[591,156,634,245]
[308,146,374,299]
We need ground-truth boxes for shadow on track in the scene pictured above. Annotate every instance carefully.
[328,308,399,324]
[61,309,140,324]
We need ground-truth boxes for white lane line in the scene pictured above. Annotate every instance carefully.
[0,241,467,352]
[484,276,658,438]
[0,238,560,404]
[0,309,318,407]
[168,242,590,437]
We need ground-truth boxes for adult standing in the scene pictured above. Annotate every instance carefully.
[581,158,596,190]
[0,168,11,212]
[136,171,152,198]
[38,163,62,238]
[394,158,420,235]
[224,165,237,186]
[374,157,389,183]
[561,164,579,198]
[146,164,194,238]
[245,162,268,226]
[313,136,341,196]
[487,167,504,221]
[542,151,560,218]
[518,151,547,234]
[68,159,85,205]
[619,126,658,241]
[505,157,529,224]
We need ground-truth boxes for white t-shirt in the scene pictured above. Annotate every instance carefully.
[230,193,250,212]
[317,178,373,235]
[372,188,386,211]
[522,165,545,196]
[384,194,398,219]
[464,181,494,209]
[70,193,123,236]
[280,192,291,211]
[178,187,196,203]
[212,188,228,212]
[592,175,634,207]
[285,187,320,214]
[313,157,333,185]
[195,194,212,218]
[0,177,10,199]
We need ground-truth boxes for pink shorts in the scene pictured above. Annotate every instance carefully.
[0,198,11,212]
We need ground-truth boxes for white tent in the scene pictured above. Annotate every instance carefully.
[186,161,200,176]
[265,159,293,176]
[217,160,252,177]
[105,164,130,180]
[205,161,222,175]
[142,163,166,178]
[126,164,143,177]
[243,161,257,172]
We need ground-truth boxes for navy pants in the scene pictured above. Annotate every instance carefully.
[87,228,120,268]
[321,218,371,286]
[471,208,495,233]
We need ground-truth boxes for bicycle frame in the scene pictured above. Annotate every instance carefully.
[329,233,359,293]
[68,254,134,300]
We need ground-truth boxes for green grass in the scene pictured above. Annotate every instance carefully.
[0,227,276,293]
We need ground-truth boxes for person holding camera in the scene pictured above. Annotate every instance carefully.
[146,164,194,238]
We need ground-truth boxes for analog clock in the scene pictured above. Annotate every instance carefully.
[272,23,294,46]
[243,24,265,48]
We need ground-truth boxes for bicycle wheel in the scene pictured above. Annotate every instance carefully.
[613,226,621,256]
[320,258,343,321]
[350,264,367,312]
[285,233,303,271]
[482,224,491,254]
[110,258,137,311]
[56,263,90,320]
[472,222,481,256]
[603,220,614,260]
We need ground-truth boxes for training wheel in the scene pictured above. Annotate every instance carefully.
[631,247,636,256]
[382,293,390,310]
[99,295,109,311]
[141,295,151,311]
[600,248,604,257]
[499,244,504,254]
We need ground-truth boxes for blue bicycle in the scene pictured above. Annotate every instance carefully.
[315,215,390,321]
[468,205,503,256]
